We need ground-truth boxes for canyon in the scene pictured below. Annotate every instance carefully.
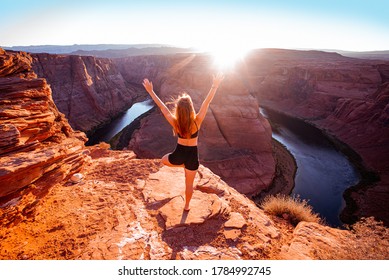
[31,48,389,226]
[0,48,388,260]
[245,49,389,225]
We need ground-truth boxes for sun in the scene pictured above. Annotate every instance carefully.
[212,46,250,70]
[200,42,251,70]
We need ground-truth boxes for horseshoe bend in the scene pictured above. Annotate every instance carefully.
[0,48,388,260]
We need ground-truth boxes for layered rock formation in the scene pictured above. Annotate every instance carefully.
[32,53,145,133]
[0,48,87,199]
[246,49,389,225]
[116,54,275,197]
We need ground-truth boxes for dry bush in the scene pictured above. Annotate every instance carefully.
[260,194,321,226]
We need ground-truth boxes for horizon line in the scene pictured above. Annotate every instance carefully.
[1,44,389,53]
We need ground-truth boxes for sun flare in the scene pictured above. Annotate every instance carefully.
[201,43,251,70]
[212,47,250,70]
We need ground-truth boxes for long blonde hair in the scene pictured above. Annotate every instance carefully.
[173,93,196,138]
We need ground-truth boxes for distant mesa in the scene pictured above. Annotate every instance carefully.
[3,44,196,58]
[4,44,389,60]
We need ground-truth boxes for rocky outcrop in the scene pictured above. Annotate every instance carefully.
[32,53,145,133]
[0,49,87,198]
[280,218,389,259]
[1,146,387,260]
[1,146,278,260]
[116,54,275,197]
[247,49,389,225]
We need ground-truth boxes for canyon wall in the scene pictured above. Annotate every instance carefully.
[246,49,389,224]
[0,49,87,199]
[32,53,145,133]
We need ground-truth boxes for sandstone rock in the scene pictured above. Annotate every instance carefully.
[280,222,353,259]
[141,166,227,229]
[0,49,33,78]
[0,48,87,198]
[159,192,224,230]
[0,124,20,148]
[70,173,83,183]
[180,245,242,260]
[141,166,186,205]
[224,212,246,229]
[223,228,241,241]
[196,165,226,195]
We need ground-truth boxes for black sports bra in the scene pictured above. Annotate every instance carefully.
[177,121,199,139]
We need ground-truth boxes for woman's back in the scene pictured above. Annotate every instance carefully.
[176,119,200,146]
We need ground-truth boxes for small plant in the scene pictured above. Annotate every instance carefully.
[260,194,321,226]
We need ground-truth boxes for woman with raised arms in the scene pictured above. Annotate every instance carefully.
[142,73,224,211]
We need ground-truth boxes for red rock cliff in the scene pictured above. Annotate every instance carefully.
[32,53,144,133]
[0,48,87,198]
[247,49,389,224]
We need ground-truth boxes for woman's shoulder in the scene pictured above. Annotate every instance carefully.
[194,115,203,127]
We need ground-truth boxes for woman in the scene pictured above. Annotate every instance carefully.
[142,73,224,211]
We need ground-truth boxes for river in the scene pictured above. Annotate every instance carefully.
[86,100,153,146]
[261,108,360,227]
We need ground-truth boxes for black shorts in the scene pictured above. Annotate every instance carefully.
[168,144,199,171]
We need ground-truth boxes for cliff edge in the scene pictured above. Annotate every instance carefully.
[1,146,387,260]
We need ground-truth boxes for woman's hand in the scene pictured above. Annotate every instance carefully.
[212,72,224,88]
[142,78,176,127]
[142,78,153,94]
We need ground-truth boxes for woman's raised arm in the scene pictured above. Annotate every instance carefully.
[196,73,224,125]
[142,79,175,127]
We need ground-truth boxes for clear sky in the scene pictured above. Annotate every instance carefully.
[1,0,388,51]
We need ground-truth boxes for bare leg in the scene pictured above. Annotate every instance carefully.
[161,154,184,167]
[184,168,197,210]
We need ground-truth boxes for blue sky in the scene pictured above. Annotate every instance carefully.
[1,0,388,51]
